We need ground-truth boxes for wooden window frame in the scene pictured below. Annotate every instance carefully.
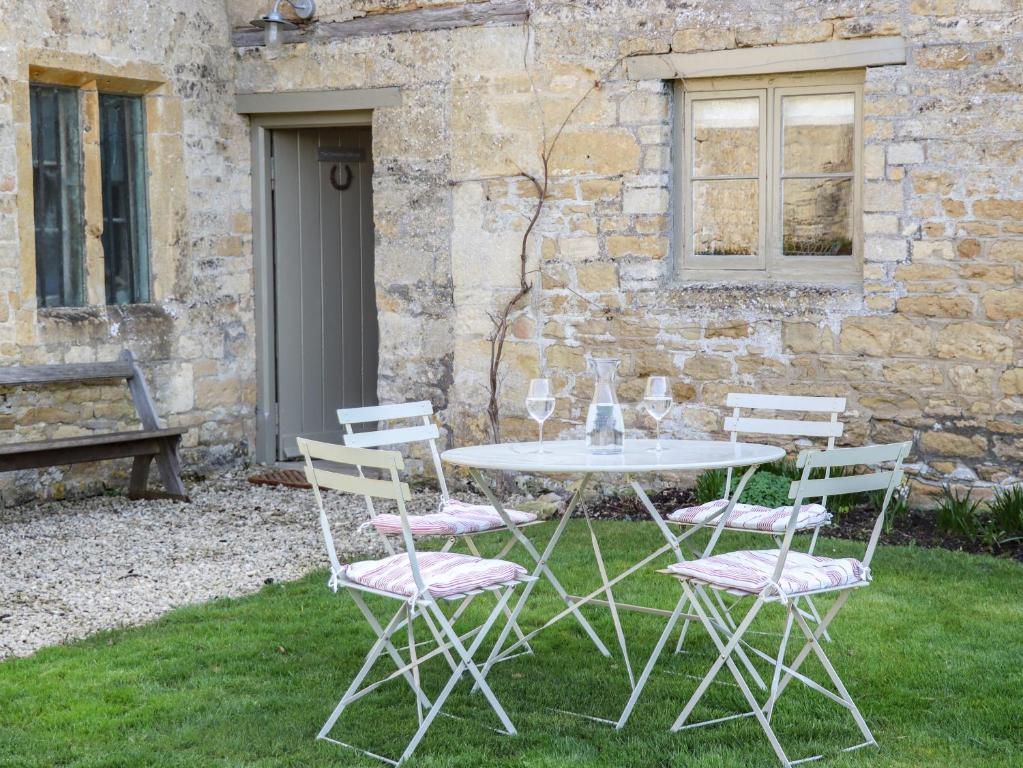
[675,70,864,284]
[29,83,86,307]
[98,92,152,305]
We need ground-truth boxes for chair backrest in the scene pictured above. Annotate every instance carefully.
[723,392,847,504]
[337,401,449,497]
[297,437,428,591]
[774,441,913,582]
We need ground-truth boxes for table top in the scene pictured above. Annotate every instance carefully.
[441,439,786,474]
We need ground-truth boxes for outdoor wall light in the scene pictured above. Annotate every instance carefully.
[251,0,316,49]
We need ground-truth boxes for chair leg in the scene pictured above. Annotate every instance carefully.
[349,592,434,711]
[462,534,532,654]
[671,586,766,733]
[677,585,792,768]
[397,589,518,765]
[319,601,409,740]
[791,606,876,747]
[766,591,850,710]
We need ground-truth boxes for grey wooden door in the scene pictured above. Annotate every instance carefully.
[271,126,378,459]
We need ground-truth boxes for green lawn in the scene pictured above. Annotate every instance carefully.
[2,520,1021,767]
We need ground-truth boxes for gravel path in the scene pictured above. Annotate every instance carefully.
[0,472,446,661]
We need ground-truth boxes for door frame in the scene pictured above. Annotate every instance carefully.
[240,87,400,463]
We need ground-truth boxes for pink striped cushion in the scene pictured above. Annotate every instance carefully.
[371,498,538,536]
[344,552,527,598]
[668,499,831,532]
[665,549,868,597]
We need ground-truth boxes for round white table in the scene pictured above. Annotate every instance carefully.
[442,438,786,722]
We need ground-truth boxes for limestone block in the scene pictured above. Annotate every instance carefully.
[896,295,974,318]
[920,430,988,458]
[606,235,668,260]
[671,28,736,53]
[839,315,932,357]
[782,321,834,353]
[576,262,619,292]
[622,187,668,215]
[982,289,1023,320]
[935,322,1013,363]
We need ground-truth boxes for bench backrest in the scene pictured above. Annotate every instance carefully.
[0,350,164,432]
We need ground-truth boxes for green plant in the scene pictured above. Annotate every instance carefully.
[762,458,801,481]
[988,485,1023,538]
[868,484,910,533]
[694,468,726,504]
[935,486,986,539]
[734,472,793,508]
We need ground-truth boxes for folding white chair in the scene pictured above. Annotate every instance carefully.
[298,437,536,766]
[622,441,912,767]
[668,393,846,645]
[338,401,551,655]
[337,402,544,557]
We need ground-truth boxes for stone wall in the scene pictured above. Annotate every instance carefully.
[0,2,253,503]
[231,0,1023,503]
[4,0,1021,504]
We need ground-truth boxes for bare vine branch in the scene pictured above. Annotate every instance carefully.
[483,32,628,443]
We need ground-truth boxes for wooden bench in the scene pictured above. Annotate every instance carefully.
[0,350,187,499]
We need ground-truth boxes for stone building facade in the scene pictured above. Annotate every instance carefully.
[2,0,1022,503]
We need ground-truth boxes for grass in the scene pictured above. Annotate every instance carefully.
[2,520,1022,767]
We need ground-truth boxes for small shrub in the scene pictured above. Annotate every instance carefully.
[988,485,1023,538]
[694,468,726,504]
[935,486,985,539]
[734,472,793,509]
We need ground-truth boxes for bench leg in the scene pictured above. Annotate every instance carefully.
[154,437,187,498]
[128,455,154,499]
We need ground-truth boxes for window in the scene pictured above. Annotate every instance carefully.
[30,84,85,307]
[677,72,862,282]
[99,93,151,305]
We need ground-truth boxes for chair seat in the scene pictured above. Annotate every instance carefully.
[665,549,869,599]
[343,551,527,599]
[668,499,831,533]
[370,498,538,536]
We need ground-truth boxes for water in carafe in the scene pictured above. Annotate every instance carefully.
[585,357,624,454]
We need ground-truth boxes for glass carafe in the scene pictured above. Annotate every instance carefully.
[585,357,625,454]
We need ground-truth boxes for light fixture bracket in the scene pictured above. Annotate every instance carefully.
[250,0,316,31]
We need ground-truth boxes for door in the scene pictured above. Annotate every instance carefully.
[270,126,378,459]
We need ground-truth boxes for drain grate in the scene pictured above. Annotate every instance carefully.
[247,469,311,490]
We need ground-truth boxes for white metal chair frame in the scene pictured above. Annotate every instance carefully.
[298,437,536,766]
[672,393,846,648]
[337,401,606,661]
[620,441,912,767]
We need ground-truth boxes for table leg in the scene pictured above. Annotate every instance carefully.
[583,509,635,689]
[470,469,611,672]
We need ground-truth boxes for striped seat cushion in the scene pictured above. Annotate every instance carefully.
[371,498,538,536]
[344,552,527,598]
[665,549,868,598]
[667,499,831,533]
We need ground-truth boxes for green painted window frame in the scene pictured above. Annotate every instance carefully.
[676,70,864,284]
[99,92,151,305]
[30,83,86,307]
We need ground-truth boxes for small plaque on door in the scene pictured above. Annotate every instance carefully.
[317,147,366,163]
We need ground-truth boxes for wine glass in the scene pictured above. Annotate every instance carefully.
[526,379,555,454]
[642,376,673,452]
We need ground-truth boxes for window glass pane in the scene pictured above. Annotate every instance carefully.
[782,177,853,256]
[692,97,759,177]
[782,94,854,175]
[692,179,758,256]
[30,84,84,307]
[99,93,151,305]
